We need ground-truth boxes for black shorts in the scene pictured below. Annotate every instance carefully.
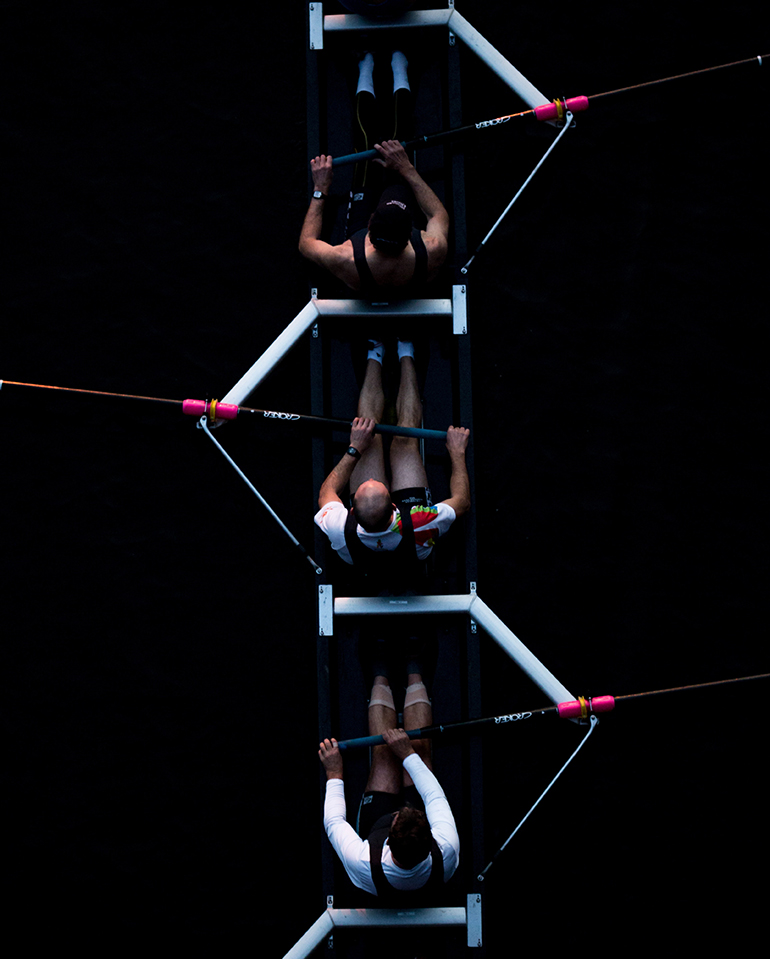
[346,487,431,513]
[357,786,424,839]
[393,487,433,510]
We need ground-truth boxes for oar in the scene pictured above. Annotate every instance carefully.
[1,380,447,440]
[335,673,770,750]
[331,108,536,167]
[336,700,604,751]
[187,399,448,441]
[330,54,765,167]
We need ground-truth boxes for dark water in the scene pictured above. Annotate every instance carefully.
[4,2,767,952]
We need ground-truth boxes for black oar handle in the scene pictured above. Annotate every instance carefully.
[332,141,407,167]
[338,728,427,751]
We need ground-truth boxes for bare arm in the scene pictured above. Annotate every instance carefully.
[298,195,326,258]
[298,154,355,282]
[299,154,333,260]
[441,426,471,517]
[317,417,376,508]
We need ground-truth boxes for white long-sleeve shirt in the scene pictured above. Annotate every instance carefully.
[323,753,460,896]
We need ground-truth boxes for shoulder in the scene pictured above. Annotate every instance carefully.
[307,238,354,267]
[410,503,455,526]
[303,238,358,281]
[421,229,447,248]
[421,230,448,267]
[315,500,347,530]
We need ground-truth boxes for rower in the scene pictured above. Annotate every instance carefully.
[318,631,459,901]
[314,340,470,590]
[299,51,450,296]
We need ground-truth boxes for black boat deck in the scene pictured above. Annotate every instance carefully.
[306,9,484,957]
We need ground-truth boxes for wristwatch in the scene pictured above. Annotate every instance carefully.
[312,190,327,200]
[346,446,361,460]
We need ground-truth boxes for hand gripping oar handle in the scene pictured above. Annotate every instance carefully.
[333,141,408,167]
[331,114,530,167]
[329,126,491,167]
[338,727,432,751]
[337,713,549,751]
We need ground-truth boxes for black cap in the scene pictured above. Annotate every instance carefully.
[369,199,411,254]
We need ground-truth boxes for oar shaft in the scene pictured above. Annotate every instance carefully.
[614,671,770,704]
[239,406,447,441]
[331,55,765,168]
[337,709,556,751]
[1,381,448,441]
[334,673,770,750]
[331,110,530,167]
[589,54,766,101]
[1,379,181,407]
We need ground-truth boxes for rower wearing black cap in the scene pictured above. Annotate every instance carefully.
[300,139,449,296]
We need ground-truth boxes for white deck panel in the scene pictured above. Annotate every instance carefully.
[315,298,453,318]
[282,906,470,959]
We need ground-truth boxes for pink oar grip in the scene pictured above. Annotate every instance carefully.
[558,695,615,719]
[565,95,589,113]
[534,96,589,121]
[182,399,239,420]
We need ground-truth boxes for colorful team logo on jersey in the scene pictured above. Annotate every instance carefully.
[394,506,440,547]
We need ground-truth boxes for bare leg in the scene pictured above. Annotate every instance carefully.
[402,671,432,787]
[365,676,402,794]
[351,357,388,496]
[389,355,429,492]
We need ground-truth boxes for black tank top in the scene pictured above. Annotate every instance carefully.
[351,227,428,297]
[343,505,421,590]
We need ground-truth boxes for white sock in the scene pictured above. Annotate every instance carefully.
[397,339,414,361]
[357,52,375,97]
[367,340,385,365]
[391,50,410,94]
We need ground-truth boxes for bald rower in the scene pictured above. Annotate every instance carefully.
[315,339,470,585]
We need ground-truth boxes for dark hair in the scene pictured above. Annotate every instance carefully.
[389,806,431,868]
[369,200,411,255]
